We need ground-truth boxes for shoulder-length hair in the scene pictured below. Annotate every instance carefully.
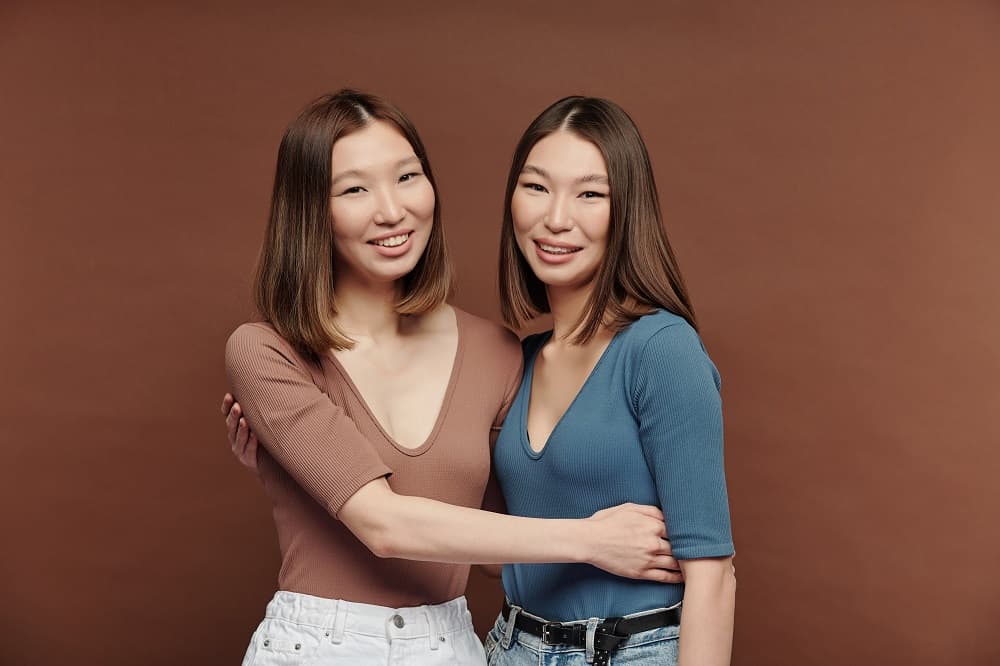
[254,89,452,358]
[498,96,697,343]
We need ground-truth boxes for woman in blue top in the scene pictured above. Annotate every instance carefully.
[485,96,735,666]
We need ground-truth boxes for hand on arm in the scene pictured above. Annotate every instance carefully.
[338,478,681,580]
[224,324,682,580]
[222,393,258,472]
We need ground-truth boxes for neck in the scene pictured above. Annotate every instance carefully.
[547,281,605,344]
[332,270,404,342]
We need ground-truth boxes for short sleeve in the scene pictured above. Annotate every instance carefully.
[633,323,734,560]
[489,331,525,449]
[225,323,392,516]
[483,329,524,514]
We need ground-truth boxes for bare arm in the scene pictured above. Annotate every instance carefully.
[338,477,673,578]
[223,393,679,577]
[677,557,736,666]
[224,324,681,581]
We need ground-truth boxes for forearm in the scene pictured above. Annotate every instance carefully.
[677,557,736,666]
[343,482,591,565]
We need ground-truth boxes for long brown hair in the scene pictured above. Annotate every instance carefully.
[498,96,697,343]
[254,90,452,358]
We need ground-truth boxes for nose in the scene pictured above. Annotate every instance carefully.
[373,187,405,225]
[543,195,573,233]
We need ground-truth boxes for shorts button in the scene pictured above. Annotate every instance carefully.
[392,614,405,628]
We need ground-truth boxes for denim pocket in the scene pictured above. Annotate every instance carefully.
[614,626,680,664]
[249,619,323,665]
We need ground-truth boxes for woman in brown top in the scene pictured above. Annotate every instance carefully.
[223,90,680,665]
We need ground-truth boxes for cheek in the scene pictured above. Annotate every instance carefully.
[329,201,368,240]
[408,182,436,222]
[581,206,611,244]
[510,193,537,235]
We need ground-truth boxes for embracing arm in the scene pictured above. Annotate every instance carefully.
[225,323,679,580]
[338,478,671,572]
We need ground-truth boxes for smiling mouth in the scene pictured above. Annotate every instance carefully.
[369,232,411,248]
[536,241,582,255]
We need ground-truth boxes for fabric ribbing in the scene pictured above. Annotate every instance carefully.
[494,309,734,620]
[224,307,523,607]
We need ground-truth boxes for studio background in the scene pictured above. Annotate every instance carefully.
[2,2,998,665]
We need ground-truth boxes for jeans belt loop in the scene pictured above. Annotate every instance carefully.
[330,600,347,645]
[584,617,600,664]
[501,603,521,649]
[425,607,440,651]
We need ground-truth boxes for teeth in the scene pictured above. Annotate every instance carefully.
[539,243,579,254]
[373,233,410,248]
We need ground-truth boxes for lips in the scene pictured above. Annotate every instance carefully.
[368,232,411,248]
[533,239,583,265]
[534,239,582,254]
[536,241,581,255]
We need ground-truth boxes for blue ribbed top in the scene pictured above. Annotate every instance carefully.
[495,309,734,620]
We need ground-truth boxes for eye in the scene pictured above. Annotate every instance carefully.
[398,171,423,183]
[579,191,607,199]
[336,185,367,196]
[520,182,548,193]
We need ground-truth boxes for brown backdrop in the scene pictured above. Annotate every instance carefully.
[2,2,998,665]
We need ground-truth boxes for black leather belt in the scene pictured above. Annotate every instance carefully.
[501,599,680,666]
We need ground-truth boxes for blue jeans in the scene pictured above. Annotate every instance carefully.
[483,604,680,665]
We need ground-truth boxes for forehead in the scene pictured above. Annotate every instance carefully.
[525,130,607,177]
[331,120,415,171]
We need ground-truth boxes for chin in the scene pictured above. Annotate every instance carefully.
[531,265,598,290]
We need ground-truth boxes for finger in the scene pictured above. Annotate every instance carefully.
[243,433,259,468]
[641,569,684,583]
[226,411,240,436]
[640,568,676,584]
[657,568,684,584]
[221,394,233,415]
[658,537,674,556]
[650,555,681,571]
[237,418,249,448]
[632,505,664,520]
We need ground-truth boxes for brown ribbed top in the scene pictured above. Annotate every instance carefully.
[225,307,522,607]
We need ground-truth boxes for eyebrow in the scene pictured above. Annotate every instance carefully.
[521,164,609,185]
[331,156,421,186]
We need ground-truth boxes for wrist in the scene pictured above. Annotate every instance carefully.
[571,518,598,564]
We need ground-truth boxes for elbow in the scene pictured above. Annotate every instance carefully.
[352,512,412,559]
[366,533,396,559]
[353,519,402,559]
[338,481,415,559]
[679,556,737,602]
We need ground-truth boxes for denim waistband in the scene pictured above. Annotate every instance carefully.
[494,600,682,653]
[265,591,473,640]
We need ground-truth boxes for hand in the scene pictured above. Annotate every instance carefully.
[221,393,259,472]
[586,503,683,583]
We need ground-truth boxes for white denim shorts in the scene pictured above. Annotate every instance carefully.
[241,591,486,665]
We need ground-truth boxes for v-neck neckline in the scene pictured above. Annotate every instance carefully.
[519,328,622,459]
[321,307,465,457]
